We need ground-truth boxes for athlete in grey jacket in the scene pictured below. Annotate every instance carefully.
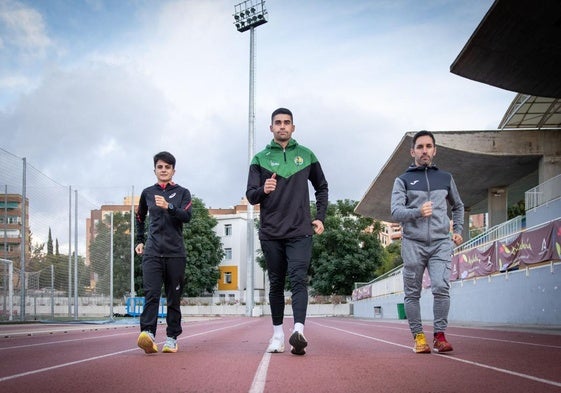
[391,130,464,354]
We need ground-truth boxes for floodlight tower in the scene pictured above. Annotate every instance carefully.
[233,0,268,317]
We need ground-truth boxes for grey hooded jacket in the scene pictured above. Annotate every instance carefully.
[391,164,464,243]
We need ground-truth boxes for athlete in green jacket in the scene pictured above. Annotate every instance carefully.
[246,107,328,356]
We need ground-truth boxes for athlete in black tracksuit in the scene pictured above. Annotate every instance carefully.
[246,108,328,355]
[135,151,192,353]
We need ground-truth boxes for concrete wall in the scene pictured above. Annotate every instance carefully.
[353,262,561,327]
[12,302,352,320]
[526,199,561,228]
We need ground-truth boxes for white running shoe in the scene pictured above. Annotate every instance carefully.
[266,335,285,353]
[162,337,178,353]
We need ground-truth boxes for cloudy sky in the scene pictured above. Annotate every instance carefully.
[1,0,514,211]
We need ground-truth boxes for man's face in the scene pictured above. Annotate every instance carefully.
[270,114,295,144]
[410,135,436,166]
[154,159,175,183]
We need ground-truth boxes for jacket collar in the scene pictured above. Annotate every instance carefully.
[268,138,298,150]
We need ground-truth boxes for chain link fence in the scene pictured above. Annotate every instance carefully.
[1,147,135,321]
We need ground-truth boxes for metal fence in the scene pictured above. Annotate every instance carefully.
[1,147,135,321]
[526,173,561,211]
[454,215,525,253]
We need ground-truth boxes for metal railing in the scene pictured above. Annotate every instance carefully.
[525,173,561,211]
[455,215,525,253]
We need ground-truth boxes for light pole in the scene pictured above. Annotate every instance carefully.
[233,0,268,317]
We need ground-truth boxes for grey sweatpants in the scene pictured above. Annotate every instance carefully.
[401,237,453,336]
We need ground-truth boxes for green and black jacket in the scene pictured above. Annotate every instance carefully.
[246,138,329,240]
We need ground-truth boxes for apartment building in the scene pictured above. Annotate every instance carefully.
[85,196,139,266]
[378,220,402,247]
[0,194,30,262]
[209,198,264,304]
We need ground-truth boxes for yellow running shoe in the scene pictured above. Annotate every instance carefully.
[413,332,431,353]
[137,331,158,354]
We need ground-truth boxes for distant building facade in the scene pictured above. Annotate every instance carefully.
[0,194,30,263]
[208,198,264,304]
[377,221,402,248]
[85,196,139,266]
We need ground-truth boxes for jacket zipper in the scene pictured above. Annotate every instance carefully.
[424,167,431,244]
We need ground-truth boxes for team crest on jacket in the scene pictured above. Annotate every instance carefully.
[294,156,304,166]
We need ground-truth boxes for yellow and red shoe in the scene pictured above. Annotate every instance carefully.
[433,332,453,353]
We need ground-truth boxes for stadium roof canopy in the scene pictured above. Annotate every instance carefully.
[499,94,561,130]
[354,129,544,221]
[450,0,561,99]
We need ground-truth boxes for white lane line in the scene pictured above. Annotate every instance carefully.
[248,352,271,393]
[323,319,561,349]
[0,321,254,383]
[0,347,138,383]
[0,325,128,337]
[0,331,134,350]
[313,321,561,389]
[0,318,244,350]
[445,332,561,349]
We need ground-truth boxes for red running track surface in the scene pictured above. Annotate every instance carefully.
[0,316,560,393]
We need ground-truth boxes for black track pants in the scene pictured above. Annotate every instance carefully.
[140,256,186,338]
[261,236,312,326]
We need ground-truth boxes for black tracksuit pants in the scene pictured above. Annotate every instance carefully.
[140,256,186,339]
[261,236,313,326]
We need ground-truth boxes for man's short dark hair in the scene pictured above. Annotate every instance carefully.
[271,107,293,124]
[153,151,176,168]
[412,130,435,148]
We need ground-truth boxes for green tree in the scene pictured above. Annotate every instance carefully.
[508,200,525,219]
[310,199,384,296]
[47,227,54,255]
[32,230,90,295]
[376,240,402,277]
[89,212,133,298]
[182,197,223,296]
[42,253,72,292]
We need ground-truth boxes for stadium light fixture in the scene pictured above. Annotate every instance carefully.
[233,0,268,33]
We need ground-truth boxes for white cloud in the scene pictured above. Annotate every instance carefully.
[0,0,53,58]
[0,0,511,211]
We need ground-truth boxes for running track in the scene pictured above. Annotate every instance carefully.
[1,317,560,393]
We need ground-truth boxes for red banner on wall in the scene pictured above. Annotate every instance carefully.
[452,218,561,281]
[516,222,554,266]
[497,233,521,272]
[456,243,497,280]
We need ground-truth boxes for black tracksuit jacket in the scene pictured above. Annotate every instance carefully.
[135,182,192,257]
